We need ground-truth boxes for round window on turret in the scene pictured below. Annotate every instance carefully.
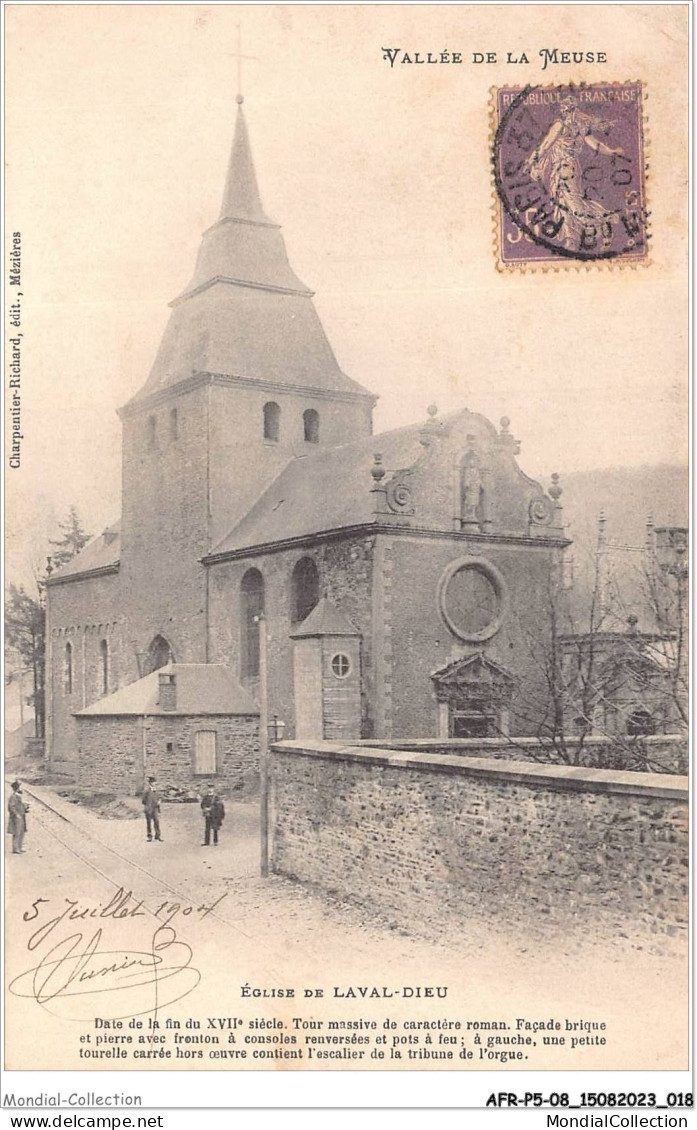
[331,653,351,679]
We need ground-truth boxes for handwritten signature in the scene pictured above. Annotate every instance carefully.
[9,924,201,1021]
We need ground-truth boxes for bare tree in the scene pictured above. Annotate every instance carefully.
[636,524,688,728]
[503,522,686,772]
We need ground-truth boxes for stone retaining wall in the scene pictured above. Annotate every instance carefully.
[270,741,688,940]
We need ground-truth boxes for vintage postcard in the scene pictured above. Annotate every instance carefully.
[3,1,690,1111]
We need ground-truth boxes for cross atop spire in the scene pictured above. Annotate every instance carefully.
[217,27,267,223]
[228,23,257,105]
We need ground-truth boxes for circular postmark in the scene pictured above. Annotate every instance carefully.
[493,83,648,264]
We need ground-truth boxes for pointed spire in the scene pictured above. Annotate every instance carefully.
[126,85,377,410]
[219,98,270,225]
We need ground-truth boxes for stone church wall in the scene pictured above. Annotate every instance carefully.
[271,742,688,942]
[76,713,259,795]
[47,571,122,765]
[208,383,373,548]
[119,383,211,675]
[207,534,375,737]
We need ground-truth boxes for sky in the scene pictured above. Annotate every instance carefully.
[4,4,688,585]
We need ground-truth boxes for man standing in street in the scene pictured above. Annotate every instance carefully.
[142,775,163,842]
[7,780,29,854]
[201,783,225,847]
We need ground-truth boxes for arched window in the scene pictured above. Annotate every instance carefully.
[627,709,655,737]
[169,407,178,441]
[263,402,280,442]
[291,557,319,624]
[144,635,174,675]
[147,415,157,450]
[303,408,320,444]
[100,639,109,696]
[64,642,73,695]
[241,568,264,678]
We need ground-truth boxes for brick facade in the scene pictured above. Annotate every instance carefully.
[379,532,558,739]
[271,742,688,939]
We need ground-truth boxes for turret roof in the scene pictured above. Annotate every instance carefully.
[290,598,360,639]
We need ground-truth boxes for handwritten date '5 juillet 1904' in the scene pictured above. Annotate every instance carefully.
[8,888,224,1021]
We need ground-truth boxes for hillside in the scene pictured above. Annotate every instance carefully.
[558,463,688,630]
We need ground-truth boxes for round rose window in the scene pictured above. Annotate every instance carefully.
[437,557,508,643]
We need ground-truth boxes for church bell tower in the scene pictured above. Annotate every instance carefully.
[117,90,376,676]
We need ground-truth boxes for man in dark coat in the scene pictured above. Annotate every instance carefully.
[201,784,225,846]
[7,780,29,854]
[142,776,163,842]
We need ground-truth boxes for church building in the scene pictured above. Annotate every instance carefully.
[45,95,570,793]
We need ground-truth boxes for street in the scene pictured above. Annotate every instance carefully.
[4,782,688,1071]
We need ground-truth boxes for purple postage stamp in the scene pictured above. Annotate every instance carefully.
[492,82,649,268]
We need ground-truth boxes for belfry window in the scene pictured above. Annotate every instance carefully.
[291,557,319,623]
[100,639,109,696]
[303,408,320,444]
[240,568,264,678]
[263,402,280,443]
[64,642,73,695]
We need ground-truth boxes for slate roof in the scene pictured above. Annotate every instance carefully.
[75,664,258,717]
[47,522,121,583]
[208,415,441,558]
[126,103,374,407]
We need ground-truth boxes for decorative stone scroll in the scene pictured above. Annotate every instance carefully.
[385,468,415,516]
[529,495,555,527]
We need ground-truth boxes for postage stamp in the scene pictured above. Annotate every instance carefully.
[491,82,649,269]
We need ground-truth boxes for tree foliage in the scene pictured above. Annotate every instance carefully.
[48,506,92,571]
[5,508,93,740]
[5,582,46,739]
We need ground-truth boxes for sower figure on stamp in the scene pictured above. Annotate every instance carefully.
[7,780,29,855]
[142,775,163,842]
[201,783,225,847]
[522,96,625,241]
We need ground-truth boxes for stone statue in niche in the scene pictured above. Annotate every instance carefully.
[461,452,482,529]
